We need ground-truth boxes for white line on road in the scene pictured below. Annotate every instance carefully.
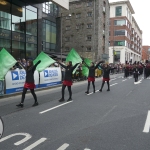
[110,78,117,81]
[57,143,69,150]
[84,149,91,150]
[39,101,73,114]
[0,133,32,145]
[122,79,127,82]
[126,91,132,96]
[143,111,150,133]
[23,138,47,150]
[110,83,118,87]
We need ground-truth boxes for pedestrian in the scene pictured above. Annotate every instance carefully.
[21,58,27,67]
[83,61,103,94]
[133,62,140,82]
[99,63,115,92]
[58,61,80,102]
[16,60,41,108]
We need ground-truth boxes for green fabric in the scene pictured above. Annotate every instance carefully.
[34,52,56,72]
[82,58,92,77]
[66,48,82,74]
[0,48,17,80]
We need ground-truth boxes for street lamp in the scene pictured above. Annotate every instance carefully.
[60,13,72,61]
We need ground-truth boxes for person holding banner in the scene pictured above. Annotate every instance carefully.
[16,60,41,108]
[58,61,80,102]
[99,63,115,92]
[83,61,103,94]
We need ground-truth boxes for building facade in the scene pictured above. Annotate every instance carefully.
[60,0,110,61]
[0,0,60,60]
[109,0,142,64]
[142,46,150,62]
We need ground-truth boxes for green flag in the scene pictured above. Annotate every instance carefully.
[82,58,92,77]
[66,48,82,74]
[0,48,17,80]
[34,52,56,72]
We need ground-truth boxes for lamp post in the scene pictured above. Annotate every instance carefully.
[60,13,72,61]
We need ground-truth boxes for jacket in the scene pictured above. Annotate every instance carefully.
[101,66,114,79]
[58,62,79,81]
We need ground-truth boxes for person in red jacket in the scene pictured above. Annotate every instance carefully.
[16,60,41,108]
[58,61,79,102]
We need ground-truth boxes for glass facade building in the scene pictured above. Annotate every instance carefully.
[0,0,59,59]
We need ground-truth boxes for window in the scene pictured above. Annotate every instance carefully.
[86,47,92,51]
[115,6,122,16]
[114,51,120,62]
[87,1,92,7]
[87,23,92,29]
[76,13,81,19]
[66,16,71,20]
[76,25,80,29]
[87,35,92,41]
[114,41,125,46]
[114,20,126,26]
[66,26,70,30]
[114,30,125,36]
[65,37,70,42]
[65,47,70,52]
[87,12,92,17]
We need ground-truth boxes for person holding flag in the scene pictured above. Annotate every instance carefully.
[58,61,80,102]
[83,60,103,94]
[16,60,41,108]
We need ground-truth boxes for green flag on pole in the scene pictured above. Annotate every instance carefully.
[66,48,82,74]
[82,58,92,77]
[0,48,17,80]
[33,52,56,72]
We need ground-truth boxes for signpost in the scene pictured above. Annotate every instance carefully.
[0,117,4,139]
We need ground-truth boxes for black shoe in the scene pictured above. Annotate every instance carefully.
[107,89,110,91]
[67,98,72,102]
[16,103,24,108]
[99,89,102,92]
[93,90,95,93]
[59,98,65,102]
[32,102,39,107]
[85,91,89,94]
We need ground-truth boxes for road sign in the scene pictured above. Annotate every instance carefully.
[0,117,4,139]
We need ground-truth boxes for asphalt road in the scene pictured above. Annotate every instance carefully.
[0,74,150,150]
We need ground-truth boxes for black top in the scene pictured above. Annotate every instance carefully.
[101,66,114,79]
[25,60,41,83]
[133,67,140,74]
[58,62,79,81]
[83,61,102,78]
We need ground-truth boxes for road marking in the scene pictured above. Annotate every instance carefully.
[122,79,127,82]
[128,77,132,79]
[39,101,73,114]
[84,149,91,150]
[87,92,93,95]
[110,83,118,87]
[0,133,32,145]
[143,111,150,133]
[110,78,117,81]
[57,143,69,150]
[126,91,132,96]
[23,138,47,150]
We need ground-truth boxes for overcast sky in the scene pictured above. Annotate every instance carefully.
[109,0,149,45]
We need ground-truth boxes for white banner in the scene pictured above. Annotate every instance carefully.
[5,69,39,94]
[39,67,61,88]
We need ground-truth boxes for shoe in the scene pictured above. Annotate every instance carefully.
[67,98,72,102]
[99,89,102,92]
[107,89,110,91]
[32,102,39,107]
[59,98,65,102]
[85,91,89,94]
[93,90,95,93]
[16,103,24,108]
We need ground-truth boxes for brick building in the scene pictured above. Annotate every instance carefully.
[142,46,150,62]
[109,0,142,64]
[60,0,110,61]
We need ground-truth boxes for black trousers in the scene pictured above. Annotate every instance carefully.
[62,84,72,99]
[87,81,95,92]
[21,88,37,103]
[134,74,138,82]
[100,81,110,90]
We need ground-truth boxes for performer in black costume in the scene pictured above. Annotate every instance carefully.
[58,61,79,102]
[133,62,140,82]
[16,60,41,107]
[99,63,114,92]
[83,61,103,94]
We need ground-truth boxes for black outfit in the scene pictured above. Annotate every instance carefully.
[16,60,41,107]
[58,62,79,102]
[124,67,129,78]
[133,67,140,82]
[83,61,102,94]
[100,66,114,92]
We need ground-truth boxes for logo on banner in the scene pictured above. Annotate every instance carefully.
[11,70,26,80]
[44,70,58,77]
